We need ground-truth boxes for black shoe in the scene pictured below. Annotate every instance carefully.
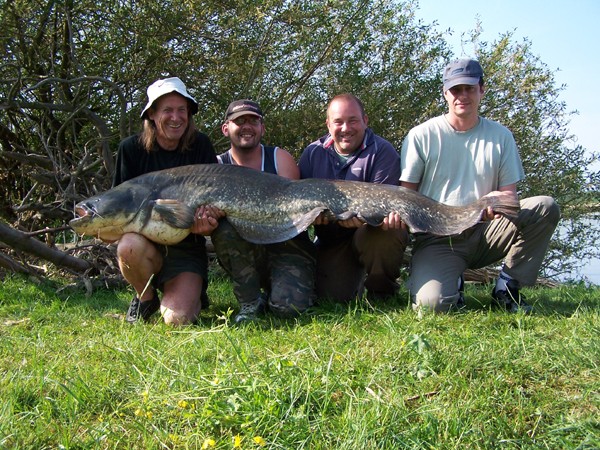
[126,293,161,323]
[491,279,532,314]
[456,274,466,309]
[234,293,268,324]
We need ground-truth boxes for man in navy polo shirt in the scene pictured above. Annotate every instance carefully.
[299,93,407,302]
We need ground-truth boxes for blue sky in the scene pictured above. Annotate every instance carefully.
[413,0,599,158]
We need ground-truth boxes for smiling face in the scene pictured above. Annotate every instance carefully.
[148,93,190,150]
[222,114,265,152]
[326,96,368,155]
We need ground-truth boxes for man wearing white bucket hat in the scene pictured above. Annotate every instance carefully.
[113,77,220,325]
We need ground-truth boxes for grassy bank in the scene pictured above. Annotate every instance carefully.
[0,275,598,449]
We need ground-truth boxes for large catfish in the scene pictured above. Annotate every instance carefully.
[69,163,520,245]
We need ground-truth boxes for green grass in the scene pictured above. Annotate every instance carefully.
[0,274,598,449]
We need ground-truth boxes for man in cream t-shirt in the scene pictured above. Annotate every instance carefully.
[401,58,560,313]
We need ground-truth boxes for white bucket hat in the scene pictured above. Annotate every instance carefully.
[140,77,198,118]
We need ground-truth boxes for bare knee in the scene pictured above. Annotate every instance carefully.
[117,233,154,262]
[160,305,195,326]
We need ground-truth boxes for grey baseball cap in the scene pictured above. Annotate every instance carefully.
[442,58,484,92]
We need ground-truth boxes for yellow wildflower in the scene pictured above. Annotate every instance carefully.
[178,399,189,409]
[201,438,216,449]
[233,434,243,448]
[253,436,267,446]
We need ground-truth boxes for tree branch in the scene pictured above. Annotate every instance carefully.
[0,221,91,273]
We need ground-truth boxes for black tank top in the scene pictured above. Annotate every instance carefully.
[217,145,278,175]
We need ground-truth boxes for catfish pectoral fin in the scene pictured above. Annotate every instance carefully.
[296,207,328,230]
[335,211,358,221]
[152,199,195,229]
[228,207,327,244]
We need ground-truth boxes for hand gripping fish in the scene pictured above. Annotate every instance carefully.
[69,164,520,245]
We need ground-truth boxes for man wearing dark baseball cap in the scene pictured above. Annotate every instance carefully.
[224,99,264,122]
[442,58,484,92]
[401,58,559,314]
[112,77,221,326]
[212,99,316,323]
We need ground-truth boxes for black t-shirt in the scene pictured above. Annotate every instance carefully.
[112,131,217,246]
[113,131,217,186]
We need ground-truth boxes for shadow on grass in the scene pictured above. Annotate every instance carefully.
[0,273,127,316]
[62,280,600,327]
[463,282,600,317]
[194,288,415,331]
[5,273,597,327]
[529,283,600,316]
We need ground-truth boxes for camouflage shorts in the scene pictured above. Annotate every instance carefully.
[211,220,316,317]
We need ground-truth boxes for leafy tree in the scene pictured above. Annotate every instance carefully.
[0,0,597,280]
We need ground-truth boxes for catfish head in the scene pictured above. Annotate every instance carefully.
[69,182,196,245]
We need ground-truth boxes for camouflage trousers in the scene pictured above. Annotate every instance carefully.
[211,220,316,318]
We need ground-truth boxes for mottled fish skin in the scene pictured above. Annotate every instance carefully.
[70,164,520,245]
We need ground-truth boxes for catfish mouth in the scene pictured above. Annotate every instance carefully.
[69,204,96,227]
[74,204,91,217]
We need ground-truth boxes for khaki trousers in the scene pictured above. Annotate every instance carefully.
[408,196,560,312]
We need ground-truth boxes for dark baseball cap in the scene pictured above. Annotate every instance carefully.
[225,100,263,121]
[443,58,484,92]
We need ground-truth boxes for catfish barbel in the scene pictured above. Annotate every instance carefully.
[69,163,520,245]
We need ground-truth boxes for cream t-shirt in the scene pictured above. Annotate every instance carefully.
[401,115,524,206]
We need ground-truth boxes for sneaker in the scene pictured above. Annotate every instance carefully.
[233,293,268,324]
[126,292,161,323]
[491,279,532,314]
[456,274,466,309]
